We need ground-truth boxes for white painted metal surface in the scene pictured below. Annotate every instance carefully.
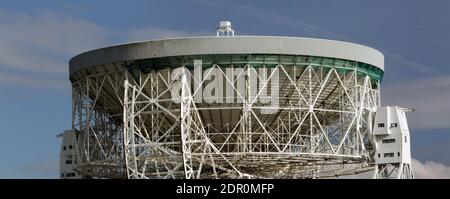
[59,130,81,179]
[69,36,384,76]
[217,21,235,36]
[373,106,414,179]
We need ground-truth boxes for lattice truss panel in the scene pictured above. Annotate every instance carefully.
[72,64,381,179]
[374,163,414,179]
[72,71,127,178]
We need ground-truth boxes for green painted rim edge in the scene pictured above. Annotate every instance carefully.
[127,54,384,82]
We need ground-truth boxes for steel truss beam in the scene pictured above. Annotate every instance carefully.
[73,64,381,178]
[373,163,414,179]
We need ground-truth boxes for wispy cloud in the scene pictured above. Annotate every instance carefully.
[0,10,106,73]
[382,75,450,130]
[194,0,350,40]
[0,10,107,89]
[0,9,211,91]
[0,70,68,91]
[126,27,210,42]
[384,50,438,77]
[231,4,327,35]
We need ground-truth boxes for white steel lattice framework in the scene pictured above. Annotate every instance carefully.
[374,163,414,179]
[66,35,400,179]
[71,71,128,178]
[70,62,383,179]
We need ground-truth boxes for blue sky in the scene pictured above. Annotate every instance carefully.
[0,0,449,178]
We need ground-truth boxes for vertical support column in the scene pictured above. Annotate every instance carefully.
[150,72,158,142]
[180,71,194,179]
[123,79,131,178]
[86,78,90,163]
[245,66,252,153]
[123,79,138,179]
[308,65,314,153]
[72,82,82,167]
[356,75,369,155]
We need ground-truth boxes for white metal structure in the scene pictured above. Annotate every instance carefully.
[373,106,414,179]
[62,33,413,179]
[216,21,234,36]
[58,130,82,179]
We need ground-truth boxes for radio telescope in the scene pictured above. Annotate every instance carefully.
[59,21,413,179]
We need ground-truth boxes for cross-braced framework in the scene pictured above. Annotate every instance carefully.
[118,64,381,179]
[69,62,382,179]
[71,70,128,178]
[374,163,414,179]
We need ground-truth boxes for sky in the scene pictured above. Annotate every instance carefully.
[0,0,449,178]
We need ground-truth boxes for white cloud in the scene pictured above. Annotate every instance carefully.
[0,70,68,91]
[126,27,210,42]
[0,10,106,73]
[0,9,212,91]
[382,75,450,130]
[0,10,107,89]
[333,159,450,179]
[412,159,450,179]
